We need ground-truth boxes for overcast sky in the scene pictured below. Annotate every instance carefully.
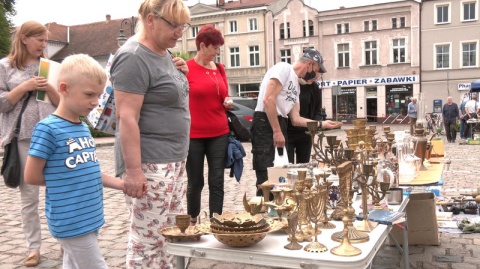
[11,0,402,27]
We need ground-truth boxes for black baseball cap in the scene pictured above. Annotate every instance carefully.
[303,48,327,73]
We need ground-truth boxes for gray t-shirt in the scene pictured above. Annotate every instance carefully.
[111,40,190,175]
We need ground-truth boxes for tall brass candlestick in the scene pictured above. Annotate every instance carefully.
[331,161,362,256]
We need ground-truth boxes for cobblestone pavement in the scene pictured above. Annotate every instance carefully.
[1,124,479,269]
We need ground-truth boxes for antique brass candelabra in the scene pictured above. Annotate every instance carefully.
[304,184,329,253]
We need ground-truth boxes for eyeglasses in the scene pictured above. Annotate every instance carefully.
[156,15,190,32]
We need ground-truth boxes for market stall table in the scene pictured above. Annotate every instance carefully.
[167,200,410,269]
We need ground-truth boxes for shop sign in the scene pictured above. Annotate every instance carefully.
[340,87,356,95]
[387,87,410,93]
[458,83,471,91]
[321,75,419,88]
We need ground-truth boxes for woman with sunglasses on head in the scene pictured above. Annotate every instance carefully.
[0,21,60,267]
[110,0,191,268]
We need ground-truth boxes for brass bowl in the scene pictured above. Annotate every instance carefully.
[213,232,267,247]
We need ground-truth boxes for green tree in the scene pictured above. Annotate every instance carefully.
[0,4,10,57]
[172,51,193,61]
[0,0,16,58]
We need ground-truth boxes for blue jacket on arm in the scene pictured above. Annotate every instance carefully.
[225,136,246,182]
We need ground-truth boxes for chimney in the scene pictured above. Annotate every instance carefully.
[106,14,111,22]
[339,6,345,9]
[219,0,225,6]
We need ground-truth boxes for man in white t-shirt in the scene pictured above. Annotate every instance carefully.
[464,93,480,138]
[251,48,342,196]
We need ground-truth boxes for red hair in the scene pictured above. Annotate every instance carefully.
[195,24,224,50]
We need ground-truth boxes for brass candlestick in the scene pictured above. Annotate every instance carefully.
[284,211,303,250]
[304,184,328,253]
[331,162,362,256]
[293,180,312,242]
[331,161,369,244]
[259,182,274,213]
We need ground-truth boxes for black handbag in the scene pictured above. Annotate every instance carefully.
[226,110,251,142]
[1,93,31,188]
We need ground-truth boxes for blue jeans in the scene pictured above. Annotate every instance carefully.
[186,134,229,218]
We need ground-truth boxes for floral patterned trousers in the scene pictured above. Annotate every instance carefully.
[124,161,187,269]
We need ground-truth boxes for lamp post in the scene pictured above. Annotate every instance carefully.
[117,16,137,47]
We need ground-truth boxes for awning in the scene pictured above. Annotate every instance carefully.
[471,80,480,92]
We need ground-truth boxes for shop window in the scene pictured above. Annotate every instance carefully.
[385,85,413,116]
[332,87,357,120]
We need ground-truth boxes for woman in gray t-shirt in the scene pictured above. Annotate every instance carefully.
[110,0,191,268]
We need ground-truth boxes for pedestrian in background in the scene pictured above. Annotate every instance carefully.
[0,21,60,267]
[287,73,323,164]
[442,96,459,143]
[185,25,232,221]
[24,54,129,269]
[459,94,469,140]
[110,0,191,268]
[463,93,480,139]
[407,97,418,134]
[251,48,341,196]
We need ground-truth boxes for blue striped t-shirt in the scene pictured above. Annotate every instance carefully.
[29,114,104,238]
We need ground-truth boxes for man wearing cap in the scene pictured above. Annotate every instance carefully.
[464,93,480,139]
[251,48,342,196]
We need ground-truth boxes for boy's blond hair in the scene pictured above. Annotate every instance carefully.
[58,54,107,88]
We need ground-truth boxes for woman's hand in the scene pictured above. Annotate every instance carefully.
[223,97,233,109]
[172,57,189,75]
[21,76,48,93]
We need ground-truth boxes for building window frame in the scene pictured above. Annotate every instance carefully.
[229,20,238,33]
[435,3,451,24]
[392,38,407,63]
[336,43,350,68]
[336,23,350,34]
[303,20,314,37]
[461,41,478,67]
[230,47,240,67]
[191,26,199,38]
[280,49,291,64]
[392,18,397,29]
[364,40,378,66]
[249,45,260,67]
[461,1,477,22]
[434,43,451,69]
[280,22,290,39]
[248,18,258,32]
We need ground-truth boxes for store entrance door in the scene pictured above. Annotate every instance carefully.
[367,98,377,122]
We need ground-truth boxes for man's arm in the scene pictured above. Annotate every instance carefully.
[263,78,284,148]
[289,104,342,129]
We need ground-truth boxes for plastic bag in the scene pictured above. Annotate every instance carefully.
[273,147,289,167]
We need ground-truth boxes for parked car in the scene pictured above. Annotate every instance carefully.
[231,96,258,110]
[229,102,254,138]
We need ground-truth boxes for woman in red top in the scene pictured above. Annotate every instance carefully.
[186,25,232,222]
